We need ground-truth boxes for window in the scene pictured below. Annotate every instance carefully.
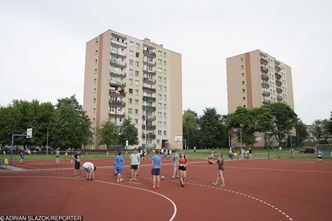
[129,88,133,94]
[164,78,167,83]
[158,112,162,117]
[93,88,96,93]
[241,73,244,77]
[242,81,245,85]
[242,97,246,101]
[93,98,96,103]
[243,105,246,108]
[164,113,167,118]
[94,79,96,84]
[164,61,166,66]
[136,52,139,58]
[134,109,139,114]
[164,69,167,75]
[129,98,133,104]
[135,119,138,124]
[242,89,245,93]
[164,104,167,109]
[129,59,134,65]
[129,69,134,76]
[128,108,133,114]
[135,71,139,76]
[135,89,139,95]
[164,122,167,127]
[164,131,167,136]
[158,51,162,56]
[158,76,162,82]
[164,86,167,91]
[93,108,95,113]
[241,65,244,70]
[158,59,162,65]
[129,50,134,56]
[164,52,166,57]
[158,130,162,135]
[164,95,167,101]
[135,80,139,85]
[135,61,139,67]
[158,94,162,99]
[135,99,139,105]
[136,43,140,49]
[240,57,244,62]
[158,121,162,126]
[158,67,162,73]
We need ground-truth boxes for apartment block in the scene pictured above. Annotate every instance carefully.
[226,49,294,146]
[83,29,182,149]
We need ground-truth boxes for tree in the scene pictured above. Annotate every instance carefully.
[51,95,92,149]
[118,119,138,147]
[199,108,227,148]
[267,103,297,147]
[294,119,308,147]
[226,107,257,147]
[183,109,200,148]
[97,120,119,149]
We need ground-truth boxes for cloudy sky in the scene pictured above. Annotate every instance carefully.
[0,0,331,124]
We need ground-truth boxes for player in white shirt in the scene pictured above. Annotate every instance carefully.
[82,162,96,180]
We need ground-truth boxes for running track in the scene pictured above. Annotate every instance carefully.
[1,158,331,221]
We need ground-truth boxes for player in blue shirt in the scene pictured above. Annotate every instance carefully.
[115,151,124,182]
[151,150,162,189]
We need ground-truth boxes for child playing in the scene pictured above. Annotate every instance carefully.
[178,152,188,187]
[82,162,96,180]
[115,151,124,182]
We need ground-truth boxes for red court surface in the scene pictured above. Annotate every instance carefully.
[1,158,332,221]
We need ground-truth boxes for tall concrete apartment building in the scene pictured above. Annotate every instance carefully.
[83,29,182,149]
[226,49,294,146]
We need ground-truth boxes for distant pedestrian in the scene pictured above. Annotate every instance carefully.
[82,162,96,180]
[178,152,188,187]
[129,149,140,181]
[171,150,179,179]
[315,145,323,161]
[212,153,225,187]
[55,148,60,164]
[19,149,24,164]
[71,150,81,178]
[115,151,124,182]
[151,150,161,189]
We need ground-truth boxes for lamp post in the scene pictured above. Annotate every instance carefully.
[240,124,243,149]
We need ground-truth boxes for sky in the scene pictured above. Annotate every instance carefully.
[0,0,331,125]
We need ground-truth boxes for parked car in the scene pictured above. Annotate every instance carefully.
[299,147,315,154]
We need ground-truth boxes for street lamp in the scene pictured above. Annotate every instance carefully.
[240,124,243,149]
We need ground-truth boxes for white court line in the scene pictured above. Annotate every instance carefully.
[0,175,177,221]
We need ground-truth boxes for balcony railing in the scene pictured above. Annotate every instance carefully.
[261,66,268,73]
[142,125,156,130]
[143,105,156,112]
[275,65,281,72]
[277,95,283,101]
[109,80,126,88]
[261,82,270,89]
[110,49,126,57]
[276,88,283,94]
[110,59,126,68]
[143,86,156,93]
[110,70,126,78]
[261,73,269,81]
[111,39,127,48]
[143,95,156,102]
[260,58,268,65]
[143,115,156,121]
[142,133,156,139]
[263,100,271,105]
[262,91,271,97]
[143,60,156,66]
[276,80,282,87]
[143,49,156,57]
[143,78,156,84]
[275,72,282,80]
[109,100,125,107]
[109,90,126,97]
[109,111,125,117]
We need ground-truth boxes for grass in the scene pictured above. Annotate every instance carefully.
[1,147,331,163]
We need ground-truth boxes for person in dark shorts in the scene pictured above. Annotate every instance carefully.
[212,153,225,187]
[130,149,140,181]
[115,151,124,182]
[72,150,81,178]
[178,152,188,187]
[151,150,161,189]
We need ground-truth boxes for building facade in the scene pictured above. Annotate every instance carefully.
[226,49,294,147]
[83,29,182,149]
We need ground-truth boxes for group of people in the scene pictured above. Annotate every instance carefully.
[70,148,226,189]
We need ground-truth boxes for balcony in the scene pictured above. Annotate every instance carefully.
[277,95,283,101]
[275,72,282,80]
[109,100,125,107]
[142,133,156,139]
[275,60,280,66]
[143,86,156,93]
[261,66,268,73]
[276,80,282,87]
[110,59,126,68]
[109,111,125,117]
[143,105,156,112]
[263,100,271,105]
[275,65,281,72]
[111,38,127,48]
[110,48,126,58]
[260,58,268,65]
[143,68,156,75]
[261,82,270,89]
[142,125,156,130]
[143,59,156,66]
[143,95,156,102]
[262,91,271,97]
[109,80,126,88]
[143,115,156,121]
[109,90,126,97]
[276,88,283,94]
[143,77,156,84]
[143,49,156,57]
[110,70,126,78]
[261,73,269,81]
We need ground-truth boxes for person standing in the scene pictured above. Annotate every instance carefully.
[178,152,188,187]
[115,151,124,182]
[129,149,140,181]
[151,150,161,189]
[55,148,60,164]
[71,150,81,178]
[82,162,96,180]
[19,149,24,164]
[212,153,226,187]
[171,150,179,179]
